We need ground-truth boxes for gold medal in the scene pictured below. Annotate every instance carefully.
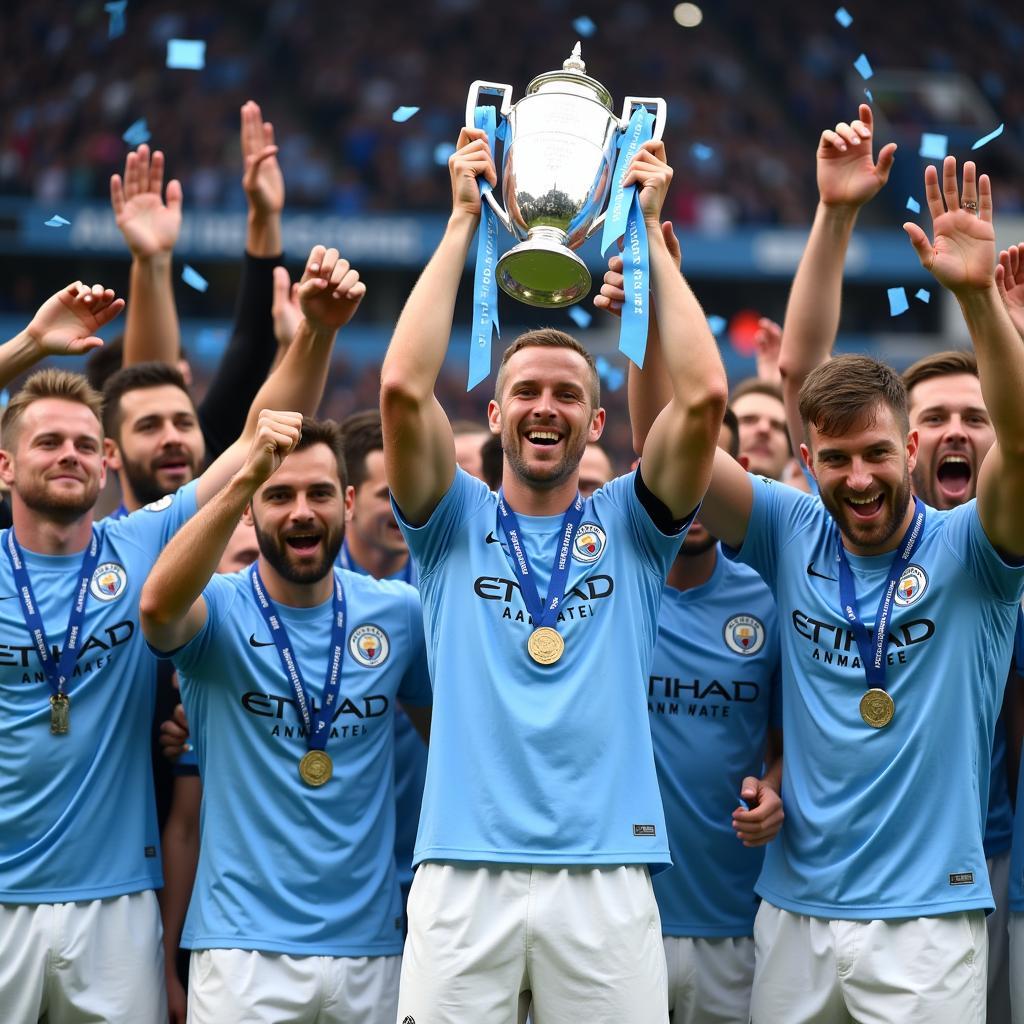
[859,688,895,728]
[50,694,70,735]
[527,627,564,665]
[298,750,333,787]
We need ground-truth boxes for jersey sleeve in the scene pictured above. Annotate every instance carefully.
[722,474,822,586]
[592,470,690,579]
[397,585,433,708]
[391,467,491,577]
[114,479,200,557]
[166,573,239,678]
[942,503,1024,605]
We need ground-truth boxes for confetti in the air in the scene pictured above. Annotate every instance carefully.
[166,39,206,70]
[122,118,151,147]
[568,307,592,329]
[834,7,853,27]
[971,123,1004,151]
[392,106,420,123]
[918,133,948,160]
[44,215,71,228]
[906,197,921,214]
[864,89,873,102]
[104,0,127,39]
[915,289,931,304]
[433,142,456,166]
[707,315,727,336]
[181,265,209,292]
[573,16,597,37]
[690,143,714,161]
[853,54,873,80]
[595,356,624,391]
[887,286,909,316]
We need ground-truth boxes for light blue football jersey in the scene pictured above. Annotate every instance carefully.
[170,567,432,956]
[648,547,781,936]
[727,475,1024,918]
[0,483,198,902]
[985,712,1012,858]
[394,467,688,871]
[338,540,426,894]
[1004,612,1024,911]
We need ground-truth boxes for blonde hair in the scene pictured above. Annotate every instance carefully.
[1,369,104,448]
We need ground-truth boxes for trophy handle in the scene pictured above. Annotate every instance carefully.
[585,96,668,240]
[465,80,515,233]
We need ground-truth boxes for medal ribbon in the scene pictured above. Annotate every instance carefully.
[600,106,656,369]
[835,498,926,689]
[496,490,584,629]
[250,567,346,753]
[467,105,505,391]
[5,529,100,705]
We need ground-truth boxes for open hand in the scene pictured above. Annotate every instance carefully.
[26,282,124,357]
[817,104,896,209]
[996,244,1024,342]
[110,145,183,258]
[241,100,284,217]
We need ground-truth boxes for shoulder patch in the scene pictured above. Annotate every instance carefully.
[90,562,128,601]
[572,522,606,564]
[723,614,766,656]
[143,494,174,513]
[349,624,390,668]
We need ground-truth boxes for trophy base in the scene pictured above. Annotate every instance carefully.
[496,237,592,309]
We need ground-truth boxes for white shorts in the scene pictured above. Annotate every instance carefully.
[1007,911,1024,1023]
[989,850,1012,1024]
[663,934,753,1024]
[397,862,668,1024]
[188,947,400,1024]
[751,901,986,1024]
[0,890,167,1024]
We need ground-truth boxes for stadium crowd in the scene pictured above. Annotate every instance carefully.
[4,13,1024,1023]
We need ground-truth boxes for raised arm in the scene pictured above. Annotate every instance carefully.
[0,282,124,389]
[778,105,896,449]
[195,245,363,507]
[140,410,303,651]
[380,128,496,525]
[621,141,728,518]
[110,144,183,365]
[906,158,1024,556]
[996,244,1024,343]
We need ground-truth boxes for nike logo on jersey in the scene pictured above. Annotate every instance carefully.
[806,562,837,582]
[485,532,501,544]
[248,633,275,648]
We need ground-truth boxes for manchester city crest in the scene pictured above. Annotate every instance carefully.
[894,565,928,606]
[572,522,606,564]
[90,562,128,601]
[349,624,390,667]
[723,614,766,656]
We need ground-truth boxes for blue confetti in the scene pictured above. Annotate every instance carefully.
[887,286,908,316]
[915,288,931,304]
[834,7,853,27]
[595,356,624,392]
[906,197,921,214]
[0,389,9,409]
[433,142,456,166]
[918,133,948,160]
[104,0,127,39]
[121,117,150,147]
[166,38,206,70]
[181,265,208,293]
[573,16,597,37]
[864,88,873,102]
[971,123,1004,151]
[44,214,70,228]
[853,53,873,80]
[392,106,420,123]
[690,142,714,161]
[568,306,592,329]
[707,315,727,336]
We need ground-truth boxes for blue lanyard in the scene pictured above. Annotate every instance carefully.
[495,490,584,629]
[836,498,926,687]
[249,567,346,753]
[4,528,101,701]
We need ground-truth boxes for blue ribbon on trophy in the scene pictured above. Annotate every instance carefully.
[600,106,656,368]
[468,105,505,390]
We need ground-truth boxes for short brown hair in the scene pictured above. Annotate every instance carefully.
[902,350,978,401]
[102,362,193,442]
[730,378,784,405]
[296,416,348,488]
[337,409,380,490]
[1,369,104,448]
[799,355,909,440]
[494,329,600,409]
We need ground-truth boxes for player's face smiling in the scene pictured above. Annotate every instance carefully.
[908,374,993,510]
[804,403,918,555]
[250,444,348,586]
[1,398,106,521]
[349,450,407,558]
[489,347,604,492]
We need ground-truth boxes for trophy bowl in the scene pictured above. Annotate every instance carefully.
[466,44,666,308]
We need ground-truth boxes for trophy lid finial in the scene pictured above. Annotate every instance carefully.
[563,42,586,73]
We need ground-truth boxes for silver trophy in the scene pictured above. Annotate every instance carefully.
[466,44,666,308]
